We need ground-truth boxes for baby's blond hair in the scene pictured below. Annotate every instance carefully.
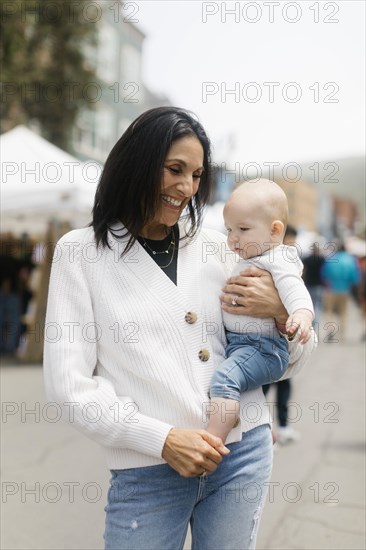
[230,179,288,229]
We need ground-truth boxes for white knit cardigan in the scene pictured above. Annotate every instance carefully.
[43,224,315,469]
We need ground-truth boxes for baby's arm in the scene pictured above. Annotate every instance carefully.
[286,308,314,344]
[256,246,314,344]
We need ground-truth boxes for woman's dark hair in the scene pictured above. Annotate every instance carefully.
[90,106,213,251]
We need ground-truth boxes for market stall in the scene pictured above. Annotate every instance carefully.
[0,126,101,363]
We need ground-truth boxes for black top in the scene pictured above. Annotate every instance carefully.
[137,225,179,285]
[0,255,34,293]
[303,254,325,287]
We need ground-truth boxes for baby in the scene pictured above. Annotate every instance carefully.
[207,179,314,442]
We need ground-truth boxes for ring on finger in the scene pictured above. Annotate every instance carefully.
[231,295,238,307]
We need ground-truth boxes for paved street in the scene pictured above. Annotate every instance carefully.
[1,304,365,550]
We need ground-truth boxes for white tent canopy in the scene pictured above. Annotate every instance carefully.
[0,126,102,235]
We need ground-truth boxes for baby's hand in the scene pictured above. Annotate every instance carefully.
[286,309,314,344]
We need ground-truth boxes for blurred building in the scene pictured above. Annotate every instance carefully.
[276,179,318,232]
[276,183,359,239]
[211,164,237,204]
[207,166,362,241]
[331,195,359,237]
[317,189,334,241]
[72,4,169,163]
[299,156,366,239]
[209,169,319,232]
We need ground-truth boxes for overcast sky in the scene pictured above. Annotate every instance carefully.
[135,1,365,166]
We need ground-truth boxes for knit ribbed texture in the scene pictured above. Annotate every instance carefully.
[43,225,315,470]
[223,245,314,334]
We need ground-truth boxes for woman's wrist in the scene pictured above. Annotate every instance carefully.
[275,321,287,334]
[274,304,289,328]
[275,311,298,342]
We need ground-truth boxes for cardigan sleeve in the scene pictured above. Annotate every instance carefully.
[43,232,173,458]
[278,329,317,380]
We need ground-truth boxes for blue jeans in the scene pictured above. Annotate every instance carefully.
[104,424,273,550]
[308,285,323,325]
[0,291,21,353]
[210,332,289,401]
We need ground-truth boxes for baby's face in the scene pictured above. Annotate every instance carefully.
[223,200,273,260]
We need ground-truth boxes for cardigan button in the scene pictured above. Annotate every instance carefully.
[185,311,198,324]
[198,349,210,362]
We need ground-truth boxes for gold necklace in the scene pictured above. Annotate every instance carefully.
[141,230,176,269]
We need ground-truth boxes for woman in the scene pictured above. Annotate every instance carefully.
[43,107,315,549]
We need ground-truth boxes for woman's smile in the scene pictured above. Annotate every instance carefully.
[161,195,183,209]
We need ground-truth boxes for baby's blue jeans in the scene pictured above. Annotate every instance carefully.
[210,332,289,401]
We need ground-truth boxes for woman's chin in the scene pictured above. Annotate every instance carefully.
[162,213,181,227]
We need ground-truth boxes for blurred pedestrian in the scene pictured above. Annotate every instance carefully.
[358,256,366,341]
[263,225,302,445]
[303,242,325,325]
[321,243,361,342]
[0,254,22,355]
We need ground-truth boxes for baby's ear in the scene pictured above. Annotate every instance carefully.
[271,220,284,237]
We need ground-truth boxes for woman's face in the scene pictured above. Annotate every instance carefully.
[141,135,204,239]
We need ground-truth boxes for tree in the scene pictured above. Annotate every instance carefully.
[0,0,98,151]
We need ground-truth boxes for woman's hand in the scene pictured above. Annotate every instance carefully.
[220,266,288,323]
[162,428,230,477]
